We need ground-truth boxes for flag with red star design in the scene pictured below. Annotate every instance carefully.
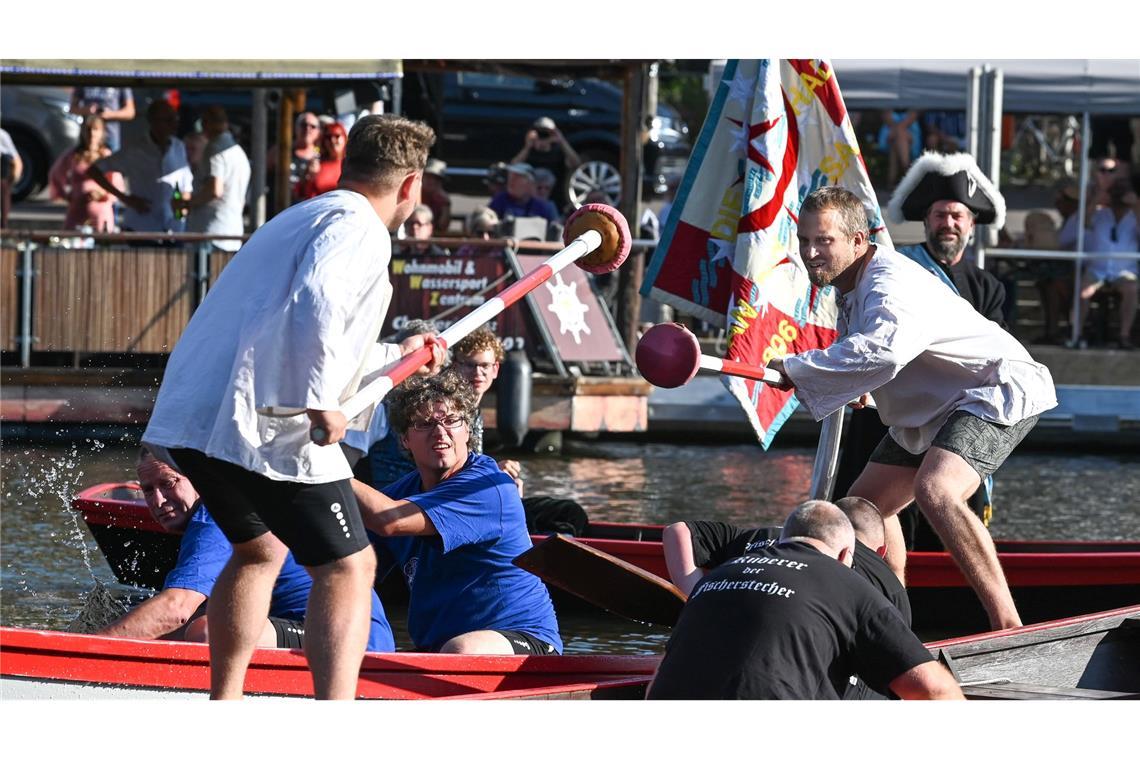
[641,59,890,448]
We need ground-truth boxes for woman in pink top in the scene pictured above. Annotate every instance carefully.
[295,121,347,200]
[48,115,123,231]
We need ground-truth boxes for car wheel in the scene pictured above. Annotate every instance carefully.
[567,151,622,209]
[8,129,48,202]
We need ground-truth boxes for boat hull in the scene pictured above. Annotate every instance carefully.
[0,626,655,700]
[73,483,1140,634]
[928,605,1140,699]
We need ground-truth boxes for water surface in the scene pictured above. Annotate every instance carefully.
[3,437,1138,654]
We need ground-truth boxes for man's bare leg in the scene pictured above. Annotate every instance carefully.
[206,532,288,699]
[847,462,918,584]
[439,630,517,655]
[303,545,376,700]
[914,448,1022,630]
[881,514,908,585]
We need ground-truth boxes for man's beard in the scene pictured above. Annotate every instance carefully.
[926,230,967,264]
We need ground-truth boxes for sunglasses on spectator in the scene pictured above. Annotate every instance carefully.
[410,415,466,432]
[1098,164,1117,173]
[304,122,320,130]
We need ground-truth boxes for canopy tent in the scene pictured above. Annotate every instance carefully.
[831,59,1140,114]
[0,59,402,86]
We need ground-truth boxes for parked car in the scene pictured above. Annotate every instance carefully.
[1,86,82,202]
[404,71,691,207]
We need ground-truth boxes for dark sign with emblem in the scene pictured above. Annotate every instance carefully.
[386,250,629,369]
[513,253,628,363]
[386,252,533,353]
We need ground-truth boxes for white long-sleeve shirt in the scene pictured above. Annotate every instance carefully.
[143,189,401,482]
[784,246,1057,454]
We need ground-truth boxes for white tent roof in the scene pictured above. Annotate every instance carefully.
[831,59,1140,114]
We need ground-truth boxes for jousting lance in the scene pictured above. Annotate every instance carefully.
[311,203,633,443]
[635,322,786,389]
[635,322,876,409]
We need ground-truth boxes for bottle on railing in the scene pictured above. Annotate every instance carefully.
[172,185,186,221]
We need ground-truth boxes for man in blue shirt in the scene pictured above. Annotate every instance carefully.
[98,450,395,653]
[488,163,560,225]
[351,371,562,655]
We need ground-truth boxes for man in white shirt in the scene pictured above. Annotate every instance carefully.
[767,186,1057,631]
[181,106,250,252]
[87,98,193,233]
[142,115,446,699]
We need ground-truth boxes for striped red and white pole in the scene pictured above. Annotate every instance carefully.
[312,204,632,442]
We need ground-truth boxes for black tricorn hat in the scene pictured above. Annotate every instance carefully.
[886,152,1006,228]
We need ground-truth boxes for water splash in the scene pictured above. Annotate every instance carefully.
[66,580,129,633]
[21,440,105,580]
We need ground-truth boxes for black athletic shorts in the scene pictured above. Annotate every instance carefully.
[422,630,559,655]
[498,630,559,655]
[168,448,370,567]
[869,410,1040,480]
[269,617,305,649]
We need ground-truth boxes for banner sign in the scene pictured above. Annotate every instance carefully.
[641,59,890,448]
[387,253,532,353]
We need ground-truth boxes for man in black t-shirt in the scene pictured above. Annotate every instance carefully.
[663,500,910,625]
[647,501,962,700]
[662,497,912,699]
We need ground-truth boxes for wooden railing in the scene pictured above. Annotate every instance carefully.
[1,229,656,367]
[1,231,245,365]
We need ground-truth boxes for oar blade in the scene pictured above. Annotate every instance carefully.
[514,534,685,627]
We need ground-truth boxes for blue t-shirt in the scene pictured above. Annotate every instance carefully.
[165,504,395,652]
[488,191,560,223]
[374,454,562,653]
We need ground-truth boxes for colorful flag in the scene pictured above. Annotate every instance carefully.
[642,59,890,448]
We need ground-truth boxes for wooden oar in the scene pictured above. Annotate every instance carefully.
[514,534,686,627]
[311,204,632,442]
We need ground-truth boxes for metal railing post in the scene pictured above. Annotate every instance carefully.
[984,67,1003,252]
[966,67,982,159]
[18,239,35,367]
[194,242,210,308]
[1070,112,1093,347]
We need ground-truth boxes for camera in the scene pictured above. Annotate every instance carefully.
[535,128,552,139]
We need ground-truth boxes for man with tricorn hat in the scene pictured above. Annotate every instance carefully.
[833,152,1010,551]
[766,183,1057,631]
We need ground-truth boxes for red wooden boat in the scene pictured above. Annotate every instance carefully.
[4,606,1136,700]
[73,482,1140,634]
[0,626,656,700]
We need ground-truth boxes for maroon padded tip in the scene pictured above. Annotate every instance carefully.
[635,323,702,388]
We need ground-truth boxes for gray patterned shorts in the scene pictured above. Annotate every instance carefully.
[869,410,1040,480]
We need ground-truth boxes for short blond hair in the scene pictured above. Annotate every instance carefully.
[341,115,436,193]
[453,326,504,362]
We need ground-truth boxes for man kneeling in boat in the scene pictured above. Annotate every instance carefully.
[647,500,963,700]
[97,449,396,653]
[662,497,910,699]
[351,371,563,655]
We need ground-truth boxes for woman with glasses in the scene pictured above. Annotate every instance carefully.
[296,121,348,200]
[351,371,562,655]
[455,206,500,257]
[48,115,124,231]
